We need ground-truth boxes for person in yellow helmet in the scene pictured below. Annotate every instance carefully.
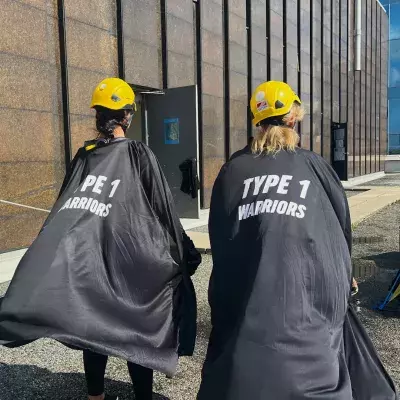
[0,78,201,400]
[197,81,397,400]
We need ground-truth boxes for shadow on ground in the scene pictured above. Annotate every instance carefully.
[365,252,400,269]
[0,363,169,400]
[355,268,400,317]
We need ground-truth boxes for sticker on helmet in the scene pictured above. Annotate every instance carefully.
[255,91,266,101]
[111,94,121,102]
[256,101,268,111]
[99,84,107,90]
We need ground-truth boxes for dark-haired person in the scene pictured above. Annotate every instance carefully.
[197,81,397,400]
[0,78,201,400]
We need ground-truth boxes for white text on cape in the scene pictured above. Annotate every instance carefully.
[238,174,310,221]
[238,199,306,221]
[59,196,112,218]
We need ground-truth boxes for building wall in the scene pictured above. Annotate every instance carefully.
[0,0,389,253]
[199,0,225,206]
[65,0,119,155]
[350,0,388,177]
[382,0,400,153]
[0,0,64,252]
[166,0,195,88]
[227,0,248,156]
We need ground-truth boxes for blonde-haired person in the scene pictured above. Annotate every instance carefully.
[197,81,397,400]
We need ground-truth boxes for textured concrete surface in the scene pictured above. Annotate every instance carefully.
[352,202,400,261]
[0,249,27,283]
[189,225,208,234]
[351,202,400,389]
[342,171,386,188]
[185,231,210,251]
[360,173,400,187]
[345,189,367,198]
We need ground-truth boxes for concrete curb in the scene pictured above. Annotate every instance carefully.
[341,171,385,188]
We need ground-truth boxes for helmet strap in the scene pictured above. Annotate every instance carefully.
[259,116,286,127]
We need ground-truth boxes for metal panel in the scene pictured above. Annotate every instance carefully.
[365,0,371,174]
[376,0,381,172]
[299,0,312,150]
[166,1,195,88]
[200,0,225,207]
[312,0,322,154]
[322,0,332,161]
[269,8,284,80]
[250,0,267,137]
[371,0,376,172]
[380,8,389,171]
[228,0,248,155]
[346,0,354,178]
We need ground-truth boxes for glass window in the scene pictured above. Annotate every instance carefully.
[389,133,399,146]
[389,39,400,87]
[390,4,400,40]
[388,99,400,136]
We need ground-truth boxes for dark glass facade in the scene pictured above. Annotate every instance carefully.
[0,0,389,253]
[381,0,400,153]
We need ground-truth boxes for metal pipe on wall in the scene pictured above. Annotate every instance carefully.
[116,0,125,80]
[355,0,362,71]
[57,0,72,168]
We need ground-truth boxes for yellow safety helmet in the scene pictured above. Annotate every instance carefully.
[250,81,301,126]
[90,77,136,111]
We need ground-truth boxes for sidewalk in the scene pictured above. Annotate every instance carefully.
[0,249,26,283]
[186,186,400,253]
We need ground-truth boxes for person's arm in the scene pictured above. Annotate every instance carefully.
[137,143,201,272]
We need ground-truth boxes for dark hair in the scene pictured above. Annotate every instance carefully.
[95,106,131,138]
[259,116,286,128]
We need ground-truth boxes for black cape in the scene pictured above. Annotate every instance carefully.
[198,147,397,400]
[0,139,199,376]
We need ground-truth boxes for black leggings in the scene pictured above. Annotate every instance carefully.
[83,350,153,399]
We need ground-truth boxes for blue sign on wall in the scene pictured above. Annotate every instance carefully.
[164,118,180,144]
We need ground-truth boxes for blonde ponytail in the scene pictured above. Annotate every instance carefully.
[251,103,306,155]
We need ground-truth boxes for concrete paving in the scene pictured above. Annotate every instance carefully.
[362,173,400,187]
[348,187,400,225]
[0,249,26,283]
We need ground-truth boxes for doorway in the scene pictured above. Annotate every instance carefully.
[126,84,200,219]
[331,122,348,181]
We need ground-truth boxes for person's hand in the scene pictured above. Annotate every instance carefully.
[351,277,359,296]
[182,232,202,276]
